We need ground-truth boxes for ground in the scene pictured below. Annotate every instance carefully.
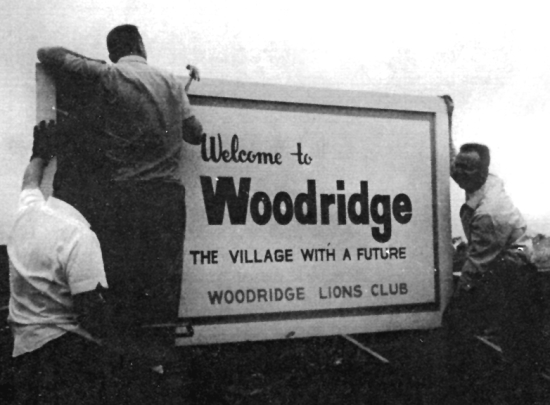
[2,316,550,404]
[2,246,550,404]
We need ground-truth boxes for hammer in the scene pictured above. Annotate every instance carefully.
[185,64,200,93]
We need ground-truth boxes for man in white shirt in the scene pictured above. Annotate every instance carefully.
[8,121,110,404]
[445,142,543,404]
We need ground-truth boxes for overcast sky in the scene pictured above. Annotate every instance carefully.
[1,0,549,243]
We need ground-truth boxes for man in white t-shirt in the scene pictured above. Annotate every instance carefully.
[8,121,110,404]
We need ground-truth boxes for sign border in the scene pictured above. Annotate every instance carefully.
[178,91,441,329]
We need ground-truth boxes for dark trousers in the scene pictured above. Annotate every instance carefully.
[55,180,186,369]
[13,333,109,405]
[12,332,171,405]
[56,178,186,329]
[93,182,187,331]
[444,252,544,403]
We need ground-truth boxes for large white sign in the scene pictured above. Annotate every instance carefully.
[177,80,453,344]
[35,67,453,345]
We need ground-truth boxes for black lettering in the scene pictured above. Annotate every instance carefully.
[295,180,317,225]
[257,289,267,302]
[224,290,234,304]
[207,290,224,304]
[348,181,370,224]
[343,248,351,261]
[336,180,346,225]
[221,149,231,162]
[380,284,388,296]
[274,249,284,262]
[365,248,372,260]
[389,283,398,295]
[253,250,263,263]
[231,134,240,162]
[246,289,256,302]
[250,192,272,225]
[285,249,293,262]
[320,194,336,225]
[285,287,295,300]
[399,247,406,259]
[393,193,413,224]
[200,176,250,225]
[201,134,222,163]
[400,283,408,295]
[342,285,353,298]
[256,152,274,164]
[235,290,245,303]
[238,149,247,162]
[370,195,392,243]
[301,249,315,261]
[273,192,294,225]
[189,250,200,264]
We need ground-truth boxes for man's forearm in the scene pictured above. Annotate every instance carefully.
[37,47,106,77]
[38,47,105,64]
[22,158,47,190]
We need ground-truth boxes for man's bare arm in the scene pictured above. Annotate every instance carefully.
[21,159,47,191]
[439,95,456,169]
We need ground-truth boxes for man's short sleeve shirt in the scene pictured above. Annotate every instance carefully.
[8,189,107,356]
[39,49,194,183]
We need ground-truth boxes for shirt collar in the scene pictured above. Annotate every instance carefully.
[117,55,148,65]
[46,197,91,228]
[463,173,499,211]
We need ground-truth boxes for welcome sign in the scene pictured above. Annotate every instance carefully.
[36,67,453,345]
[177,80,453,344]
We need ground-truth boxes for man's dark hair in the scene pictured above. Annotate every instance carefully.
[107,24,143,56]
[459,143,491,170]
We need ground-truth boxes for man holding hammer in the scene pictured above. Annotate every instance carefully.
[37,24,203,348]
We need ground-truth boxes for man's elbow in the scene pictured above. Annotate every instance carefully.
[182,115,203,145]
[37,47,48,62]
[73,287,109,339]
[37,47,65,66]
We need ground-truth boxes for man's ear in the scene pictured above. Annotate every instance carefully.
[137,40,147,60]
[481,167,490,182]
